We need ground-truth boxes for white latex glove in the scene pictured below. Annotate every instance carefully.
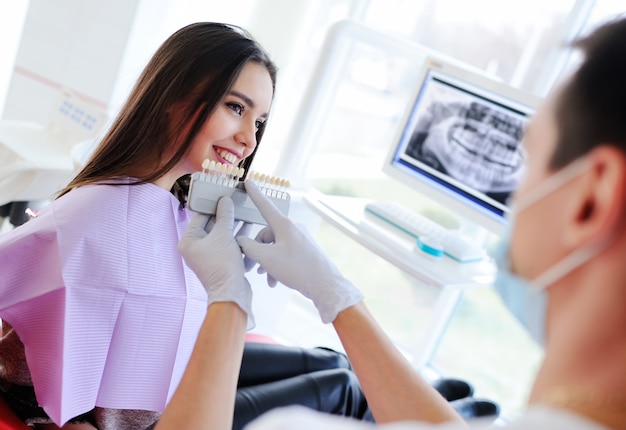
[236,182,363,323]
[178,196,254,329]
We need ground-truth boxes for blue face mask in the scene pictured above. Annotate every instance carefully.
[494,158,607,347]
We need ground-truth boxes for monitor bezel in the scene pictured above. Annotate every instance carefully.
[382,57,543,235]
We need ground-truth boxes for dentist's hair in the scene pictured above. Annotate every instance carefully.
[551,16,626,168]
[58,22,276,198]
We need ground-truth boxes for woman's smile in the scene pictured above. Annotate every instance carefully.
[214,146,241,165]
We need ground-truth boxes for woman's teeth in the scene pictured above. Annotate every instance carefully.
[217,149,238,164]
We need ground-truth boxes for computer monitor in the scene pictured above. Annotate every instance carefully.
[383,57,542,236]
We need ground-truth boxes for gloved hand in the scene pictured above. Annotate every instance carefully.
[236,182,364,323]
[178,196,254,329]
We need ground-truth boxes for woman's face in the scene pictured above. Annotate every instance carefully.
[175,62,274,178]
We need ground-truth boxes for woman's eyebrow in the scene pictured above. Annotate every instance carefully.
[230,90,255,108]
[229,90,269,118]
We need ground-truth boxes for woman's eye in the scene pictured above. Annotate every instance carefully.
[226,102,243,115]
[255,120,265,131]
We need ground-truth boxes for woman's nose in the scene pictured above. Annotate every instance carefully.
[235,122,257,152]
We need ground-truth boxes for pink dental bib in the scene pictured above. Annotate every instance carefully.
[0,179,207,425]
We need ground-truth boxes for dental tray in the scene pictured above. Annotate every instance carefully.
[187,160,290,225]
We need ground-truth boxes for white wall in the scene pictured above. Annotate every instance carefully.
[2,0,139,124]
[0,0,30,118]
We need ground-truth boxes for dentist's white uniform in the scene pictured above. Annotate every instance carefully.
[247,405,607,429]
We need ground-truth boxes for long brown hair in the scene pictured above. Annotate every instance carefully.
[58,22,277,198]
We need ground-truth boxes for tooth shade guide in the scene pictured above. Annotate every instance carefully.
[198,160,246,187]
[270,176,279,197]
[246,171,291,199]
[188,170,290,225]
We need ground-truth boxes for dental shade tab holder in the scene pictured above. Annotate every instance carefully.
[187,159,290,225]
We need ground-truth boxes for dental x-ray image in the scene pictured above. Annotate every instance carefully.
[403,79,528,206]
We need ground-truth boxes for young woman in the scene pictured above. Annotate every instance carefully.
[0,22,368,430]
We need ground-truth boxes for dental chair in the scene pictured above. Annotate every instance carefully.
[0,89,108,228]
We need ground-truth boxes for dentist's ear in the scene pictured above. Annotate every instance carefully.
[566,146,626,247]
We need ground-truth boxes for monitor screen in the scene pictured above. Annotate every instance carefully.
[383,58,542,234]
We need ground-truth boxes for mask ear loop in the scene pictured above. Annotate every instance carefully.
[531,237,611,291]
[512,157,592,214]
[522,158,612,291]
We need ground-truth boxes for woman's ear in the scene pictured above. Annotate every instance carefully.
[566,146,626,247]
